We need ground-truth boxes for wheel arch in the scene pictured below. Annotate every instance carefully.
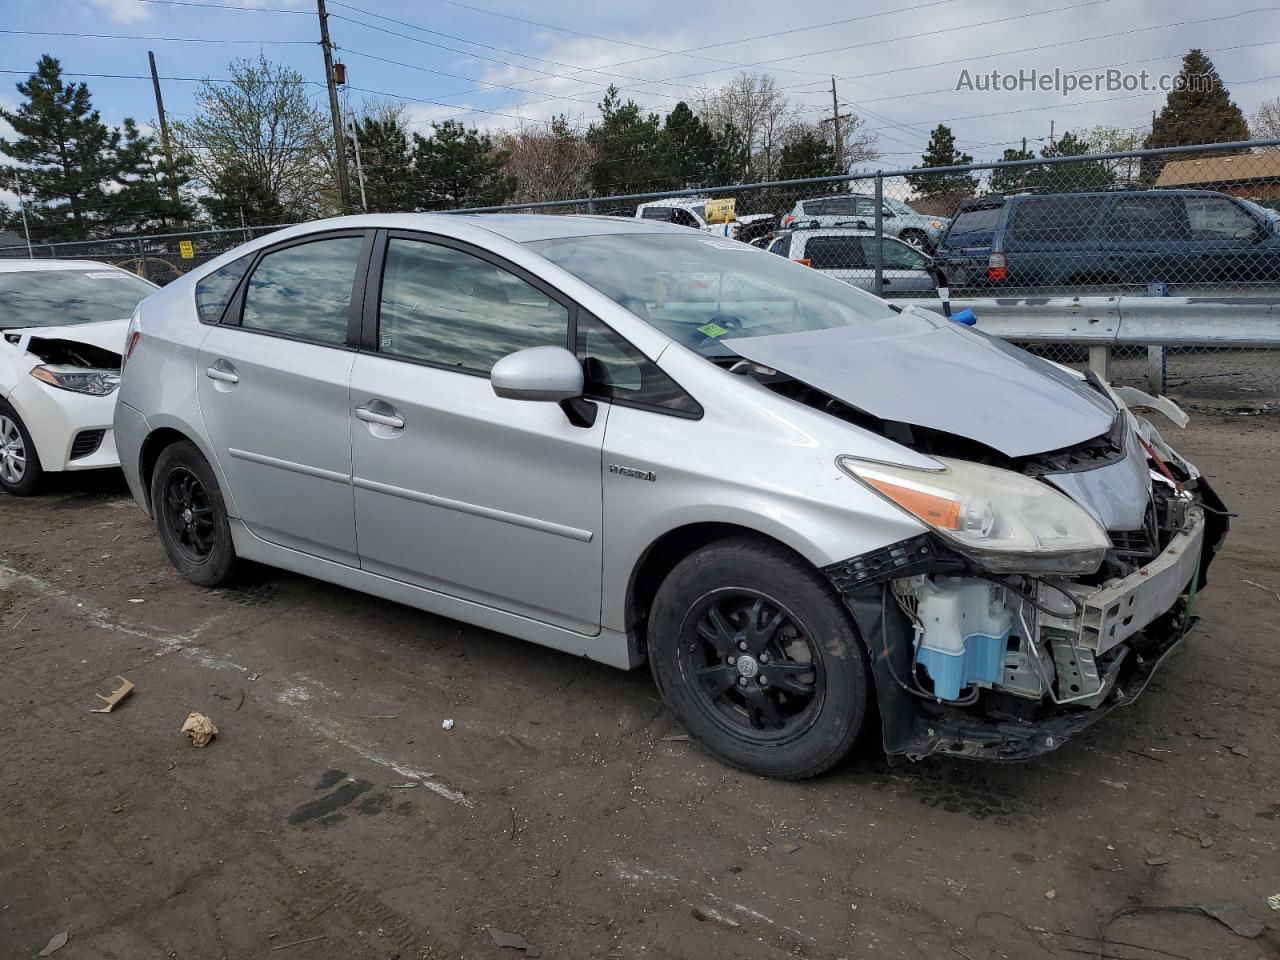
[625,521,833,660]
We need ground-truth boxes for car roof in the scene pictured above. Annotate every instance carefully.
[635,197,709,210]
[785,227,878,238]
[0,258,136,274]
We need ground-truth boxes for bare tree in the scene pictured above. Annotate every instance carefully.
[1251,98,1280,148]
[172,55,334,223]
[694,72,800,181]
[494,117,596,203]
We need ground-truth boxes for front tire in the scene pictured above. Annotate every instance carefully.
[151,440,238,587]
[648,538,870,779]
[0,400,44,496]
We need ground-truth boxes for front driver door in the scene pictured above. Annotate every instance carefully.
[349,233,606,634]
[196,231,370,565]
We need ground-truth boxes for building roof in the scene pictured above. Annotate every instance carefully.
[1155,151,1280,187]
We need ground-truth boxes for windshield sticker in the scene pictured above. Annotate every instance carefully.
[697,322,729,338]
[83,272,131,279]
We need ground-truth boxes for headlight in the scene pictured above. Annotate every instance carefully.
[30,365,120,397]
[930,220,942,229]
[837,456,1109,574]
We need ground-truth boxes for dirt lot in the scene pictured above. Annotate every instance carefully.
[2,410,1278,960]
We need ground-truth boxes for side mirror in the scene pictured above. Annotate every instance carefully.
[491,346,584,402]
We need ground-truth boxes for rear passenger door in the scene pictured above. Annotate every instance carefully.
[863,237,936,292]
[1184,194,1271,282]
[196,231,371,565]
[1003,196,1107,286]
[1098,195,1191,285]
[800,236,872,289]
[348,232,607,633]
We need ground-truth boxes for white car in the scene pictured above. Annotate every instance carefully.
[0,260,156,495]
[766,227,940,294]
[635,197,774,243]
[780,195,950,251]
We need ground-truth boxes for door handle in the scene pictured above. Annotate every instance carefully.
[355,402,405,430]
[205,363,239,384]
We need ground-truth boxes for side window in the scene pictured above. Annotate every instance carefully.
[194,254,252,325]
[767,237,790,256]
[1185,197,1258,239]
[669,209,699,229]
[1008,197,1106,246]
[872,238,927,271]
[804,236,867,270]
[1103,196,1190,242]
[854,198,879,218]
[240,236,363,344]
[640,206,673,221]
[378,238,569,375]
[575,312,701,417]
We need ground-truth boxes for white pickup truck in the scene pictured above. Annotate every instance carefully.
[634,197,774,243]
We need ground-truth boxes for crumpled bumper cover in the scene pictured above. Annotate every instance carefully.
[828,476,1228,763]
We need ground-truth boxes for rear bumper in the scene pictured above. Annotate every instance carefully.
[112,399,151,513]
[6,376,120,473]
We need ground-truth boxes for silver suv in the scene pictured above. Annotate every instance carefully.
[114,213,1227,778]
[782,195,949,251]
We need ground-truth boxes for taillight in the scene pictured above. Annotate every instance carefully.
[122,315,142,372]
[781,214,795,227]
[987,252,1008,284]
[793,258,813,267]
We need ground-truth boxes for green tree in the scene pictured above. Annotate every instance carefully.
[778,128,841,180]
[0,55,122,239]
[110,118,195,233]
[988,146,1037,194]
[656,101,743,189]
[906,125,978,203]
[410,120,514,210]
[172,55,333,225]
[1028,131,1113,191]
[1143,50,1249,180]
[586,87,663,196]
[348,110,413,212]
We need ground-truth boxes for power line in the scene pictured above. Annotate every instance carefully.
[0,27,314,44]
[125,0,311,12]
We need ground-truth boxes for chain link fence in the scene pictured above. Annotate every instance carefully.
[4,139,1278,411]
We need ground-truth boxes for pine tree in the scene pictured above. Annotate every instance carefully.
[111,118,194,233]
[410,120,515,210]
[989,146,1037,194]
[587,87,663,196]
[1029,131,1113,191]
[905,125,977,203]
[778,129,841,180]
[655,102,743,189]
[1146,50,1249,150]
[0,55,122,239]
[347,114,413,212]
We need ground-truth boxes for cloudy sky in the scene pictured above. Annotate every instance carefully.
[0,0,1276,179]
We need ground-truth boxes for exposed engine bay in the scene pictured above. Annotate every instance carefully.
[11,335,123,371]
[722,327,1229,761]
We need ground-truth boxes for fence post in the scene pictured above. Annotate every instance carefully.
[1088,346,1113,381]
[1144,283,1168,394]
[135,238,147,280]
[872,173,884,297]
[587,193,597,215]
[47,243,56,259]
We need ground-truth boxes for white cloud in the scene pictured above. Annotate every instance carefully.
[87,0,153,24]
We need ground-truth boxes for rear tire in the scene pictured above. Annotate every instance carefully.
[151,440,238,587]
[648,537,870,779]
[0,400,44,496]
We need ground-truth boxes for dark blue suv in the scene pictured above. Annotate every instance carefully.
[934,188,1280,290]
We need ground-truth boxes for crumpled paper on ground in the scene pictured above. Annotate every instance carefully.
[181,712,218,748]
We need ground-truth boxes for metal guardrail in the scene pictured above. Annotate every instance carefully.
[902,295,1280,392]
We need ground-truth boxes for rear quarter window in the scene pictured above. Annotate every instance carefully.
[1006,196,1106,248]
[194,254,253,325]
[942,206,1000,245]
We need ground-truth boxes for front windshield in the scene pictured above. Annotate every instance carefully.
[0,268,155,329]
[529,233,897,358]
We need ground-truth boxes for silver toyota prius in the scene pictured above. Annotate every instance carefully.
[114,214,1228,778]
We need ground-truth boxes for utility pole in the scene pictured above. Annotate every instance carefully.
[12,174,34,258]
[1049,120,1055,148]
[316,0,351,214]
[830,76,843,171]
[1021,137,1027,155]
[148,51,184,218]
[348,118,368,212]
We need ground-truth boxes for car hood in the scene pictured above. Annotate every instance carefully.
[4,319,129,355]
[723,309,1117,458]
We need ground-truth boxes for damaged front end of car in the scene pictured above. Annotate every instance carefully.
[825,408,1228,763]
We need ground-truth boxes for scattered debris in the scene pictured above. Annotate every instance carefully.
[38,931,68,956]
[691,906,741,928]
[765,835,801,854]
[181,712,218,748]
[1045,889,1057,901]
[388,783,419,789]
[363,715,398,720]
[127,598,145,604]
[1199,902,1264,938]
[1199,834,1213,849]
[1229,745,1250,758]
[1145,857,1169,866]
[247,673,260,681]
[270,934,328,951]
[90,676,135,713]
[660,734,689,742]
[1202,804,1220,819]
[1266,894,1280,912]
[236,690,245,711]
[487,926,542,957]
[441,718,454,731]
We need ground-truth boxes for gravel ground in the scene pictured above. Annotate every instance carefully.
[1,410,1278,960]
